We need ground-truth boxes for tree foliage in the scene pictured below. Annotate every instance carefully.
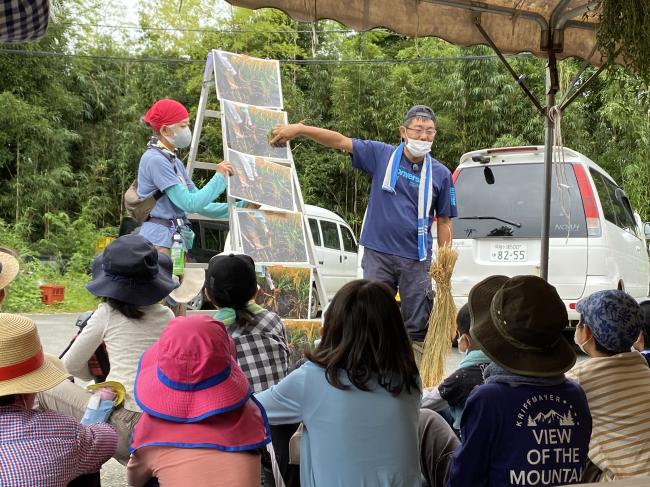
[0,0,649,264]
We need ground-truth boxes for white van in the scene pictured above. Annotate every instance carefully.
[186,204,359,310]
[450,146,649,324]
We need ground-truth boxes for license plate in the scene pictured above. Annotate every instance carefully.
[490,242,528,262]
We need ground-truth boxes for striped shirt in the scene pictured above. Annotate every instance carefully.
[0,405,118,487]
[566,352,650,480]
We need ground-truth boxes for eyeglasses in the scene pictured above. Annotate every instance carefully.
[405,127,437,137]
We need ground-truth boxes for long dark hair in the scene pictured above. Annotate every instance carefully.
[306,279,420,396]
[103,297,144,320]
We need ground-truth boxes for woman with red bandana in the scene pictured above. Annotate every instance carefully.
[138,98,237,251]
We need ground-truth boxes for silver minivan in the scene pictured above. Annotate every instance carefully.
[450,146,649,323]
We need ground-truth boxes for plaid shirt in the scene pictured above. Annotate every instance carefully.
[1,0,50,42]
[228,309,290,393]
[0,405,118,487]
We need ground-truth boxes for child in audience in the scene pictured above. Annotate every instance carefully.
[256,279,422,486]
[127,314,270,487]
[0,314,117,486]
[38,234,177,463]
[205,253,295,486]
[421,303,491,435]
[568,290,650,481]
[446,275,592,487]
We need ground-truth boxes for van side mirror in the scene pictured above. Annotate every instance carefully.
[644,222,650,239]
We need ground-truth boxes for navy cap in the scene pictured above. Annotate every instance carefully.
[404,105,436,124]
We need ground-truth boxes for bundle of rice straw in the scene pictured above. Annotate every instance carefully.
[420,244,459,388]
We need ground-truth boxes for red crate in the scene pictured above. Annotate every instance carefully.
[40,284,65,305]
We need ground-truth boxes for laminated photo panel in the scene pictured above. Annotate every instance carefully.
[255,265,311,320]
[223,100,289,160]
[213,50,283,109]
[227,149,295,211]
[236,209,308,264]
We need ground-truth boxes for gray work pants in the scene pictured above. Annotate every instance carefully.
[362,247,434,341]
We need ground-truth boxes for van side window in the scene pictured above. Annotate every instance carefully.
[320,220,341,250]
[590,170,637,234]
[308,218,322,246]
[340,226,358,253]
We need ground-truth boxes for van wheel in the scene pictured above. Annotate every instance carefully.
[310,285,321,319]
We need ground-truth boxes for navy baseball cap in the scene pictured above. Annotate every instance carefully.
[404,105,436,124]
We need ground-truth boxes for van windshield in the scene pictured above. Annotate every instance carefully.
[452,163,587,239]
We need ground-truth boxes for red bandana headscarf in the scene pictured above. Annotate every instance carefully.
[143,99,189,132]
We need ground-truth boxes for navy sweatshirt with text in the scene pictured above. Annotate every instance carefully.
[446,380,592,487]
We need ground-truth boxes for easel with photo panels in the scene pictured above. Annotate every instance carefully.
[185,49,328,319]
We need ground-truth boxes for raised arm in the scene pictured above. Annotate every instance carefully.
[270,123,353,153]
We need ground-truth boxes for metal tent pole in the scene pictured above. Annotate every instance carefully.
[541,52,558,280]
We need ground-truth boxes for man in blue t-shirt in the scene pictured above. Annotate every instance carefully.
[271,106,457,357]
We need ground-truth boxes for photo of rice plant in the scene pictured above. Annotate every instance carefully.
[255,266,311,320]
[223,100,289,159]
[236,209,308,264]
[213,50,283,109]
[227,149,295,211]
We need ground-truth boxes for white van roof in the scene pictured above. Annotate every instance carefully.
[458,146,617,184]
[304,204,347,223]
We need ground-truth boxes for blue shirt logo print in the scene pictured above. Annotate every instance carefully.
[397,168,420,188]
[450,187,457,206]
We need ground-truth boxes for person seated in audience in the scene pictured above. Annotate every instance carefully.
[632,298,650,366]
[567,290,650,481]
[446,275,592,487]
[204,253,295,486]
[255,279,423,486]
[37,234,177,464]
[126,314,270,487]
[421,303,491,435]
[0,313,117,487]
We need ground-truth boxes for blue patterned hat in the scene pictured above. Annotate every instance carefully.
[576,290,644,353]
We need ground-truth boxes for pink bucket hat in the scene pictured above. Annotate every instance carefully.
[134,314,251,422]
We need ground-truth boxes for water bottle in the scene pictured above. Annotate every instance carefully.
[171,233,185,276]
[81,387,115,425]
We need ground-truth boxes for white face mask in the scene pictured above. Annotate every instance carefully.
[457,335,469,355]
[405,137,433,157]
[574,332,593,355]
[166,126,192,149]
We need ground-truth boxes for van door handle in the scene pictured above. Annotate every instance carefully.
[318,260,324,265]
[339,256,342,263]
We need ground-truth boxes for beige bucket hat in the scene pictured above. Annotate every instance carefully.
[0,314,70,396]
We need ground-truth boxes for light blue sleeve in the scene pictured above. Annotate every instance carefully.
[165,174,227,213]
[254,363,307,425]
[199,200,247,219]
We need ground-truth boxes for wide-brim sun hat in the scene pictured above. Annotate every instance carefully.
[469,275,576,377]
[130,396,271,453]
[0,251,19,291]
[134,314,251,422]
[86,234,178,306]
[169,268,205,304]
[0,313,70,396]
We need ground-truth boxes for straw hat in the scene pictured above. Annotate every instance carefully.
[0,314,70,396]
[0,252,19,291]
